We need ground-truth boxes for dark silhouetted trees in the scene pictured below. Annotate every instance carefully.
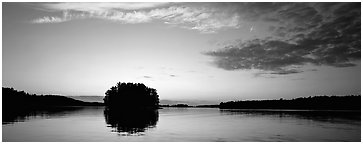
[103,82,159,109]
[2,87,103,123]
[159,104,190,107]
[219,95,361,110]
[2,87,101,109]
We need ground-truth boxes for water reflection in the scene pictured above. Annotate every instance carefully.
[220,109,361,123]
[103,108,159,136]
[2,106,87,124]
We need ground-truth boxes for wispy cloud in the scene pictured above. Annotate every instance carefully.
[143,76,152,79]
[30,3,240,33]
[40,2,169,11]
[32,16,65,23]
[204,3,360,75]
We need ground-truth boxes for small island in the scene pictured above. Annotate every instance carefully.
[102,82,160,134]
[103,82,160,110]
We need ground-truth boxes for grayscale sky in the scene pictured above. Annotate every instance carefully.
[2,2,361,103]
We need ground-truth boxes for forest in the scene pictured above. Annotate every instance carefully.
[2,87,103,108]
[219,95,361,110]
[2,87,103,123]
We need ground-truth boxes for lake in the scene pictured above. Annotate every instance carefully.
[2,106,360,142]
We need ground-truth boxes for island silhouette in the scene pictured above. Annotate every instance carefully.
[102,82,160,134]
[103,82,159,110]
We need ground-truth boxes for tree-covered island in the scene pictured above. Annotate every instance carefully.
[103,82,160,110]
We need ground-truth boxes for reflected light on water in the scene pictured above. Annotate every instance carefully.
[103,108,159,136]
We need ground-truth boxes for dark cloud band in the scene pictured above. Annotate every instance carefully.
[204,2,360,75]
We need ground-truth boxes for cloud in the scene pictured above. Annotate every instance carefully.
[149,6,240,33]
[40,2,169,11]
[30,3,240,33]
[143,76,152,79]
[32,16,66,23]
[204,3,360,75]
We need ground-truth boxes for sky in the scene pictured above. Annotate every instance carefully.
[2,2,361,104]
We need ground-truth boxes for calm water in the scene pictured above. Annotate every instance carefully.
[2,106,361,142]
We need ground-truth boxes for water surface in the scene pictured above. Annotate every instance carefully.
[2,106,360,142]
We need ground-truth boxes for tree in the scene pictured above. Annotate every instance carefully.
[103,82,159,109]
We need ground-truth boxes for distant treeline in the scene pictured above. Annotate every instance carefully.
[220,95,361,110]
[3,87,103,109]
[195,104,219,108]
[160,104,191,107]
[160,104,219,108]
[2,87,104,123]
